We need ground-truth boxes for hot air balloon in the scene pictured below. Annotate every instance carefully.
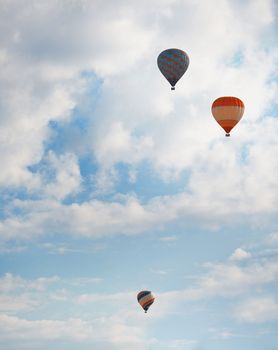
[157,48,189,90]
[137,290,155,313]
[211,96,245,136]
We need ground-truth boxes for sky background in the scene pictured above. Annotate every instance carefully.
[0,0,278,349]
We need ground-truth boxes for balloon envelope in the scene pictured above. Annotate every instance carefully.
[211,96,245,136]
[157,48,189,90]
[137,291,155,313]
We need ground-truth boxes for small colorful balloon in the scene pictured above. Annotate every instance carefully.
[157,48,189,90]
[211,96,245,136]
[137,290,155,313]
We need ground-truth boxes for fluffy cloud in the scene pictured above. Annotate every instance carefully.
[229,248,251,261]
[0,188,277,241]
[42,151,82,200]
[1,2,277,349]
[0,0,278,239]
[197,260,278,297]
[0,196,162,240]
[0,0,157,190]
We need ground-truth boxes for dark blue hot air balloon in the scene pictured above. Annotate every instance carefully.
[157,48,189,90]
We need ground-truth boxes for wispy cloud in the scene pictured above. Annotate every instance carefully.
[41,242,82,255]
[150,269,169,275]
[267,232,278,244]
[0,273,60,293]
[0,313,146,346]
[159,235,177,242]
[235,297,278,323]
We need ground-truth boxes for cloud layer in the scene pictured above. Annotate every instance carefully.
[0,240,277,348]
[1,0,278,242]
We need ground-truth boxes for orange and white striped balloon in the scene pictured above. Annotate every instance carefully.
[137,291,155,313]
[211,96,244,136]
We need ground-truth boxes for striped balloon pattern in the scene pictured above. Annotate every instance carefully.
[211,96,245,136]
[157,48,189,90]
[137,291,155,313]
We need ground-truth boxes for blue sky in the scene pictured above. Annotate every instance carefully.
[0,0,278,349]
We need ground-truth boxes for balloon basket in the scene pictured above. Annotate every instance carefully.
[171,86,175,90]
[225,133,230,137]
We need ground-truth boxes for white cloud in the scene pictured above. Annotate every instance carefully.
[0,195,167,240]
[235,297,278,323]
[0,0,278,241]
[155,258,278,317]
[0,295,37,313]
[91,167,120,196]
[1,252,276,317]
[0,186,277,241]
[75,254,278,320]
[0,247,276,347]
[0,47,78,189]
[0,0,277,239]
[41,242,80,255]
[1,0,277,171]
[43,151,82,200]
[0,0,157,190]
[197,260,278,297]
[229,248,251,261]
[0,272,148,347]
[1,3,277,348]
[0,273,59,293]
[0,273,60,313]
[81,0,278,214]
[0,313,145,345]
